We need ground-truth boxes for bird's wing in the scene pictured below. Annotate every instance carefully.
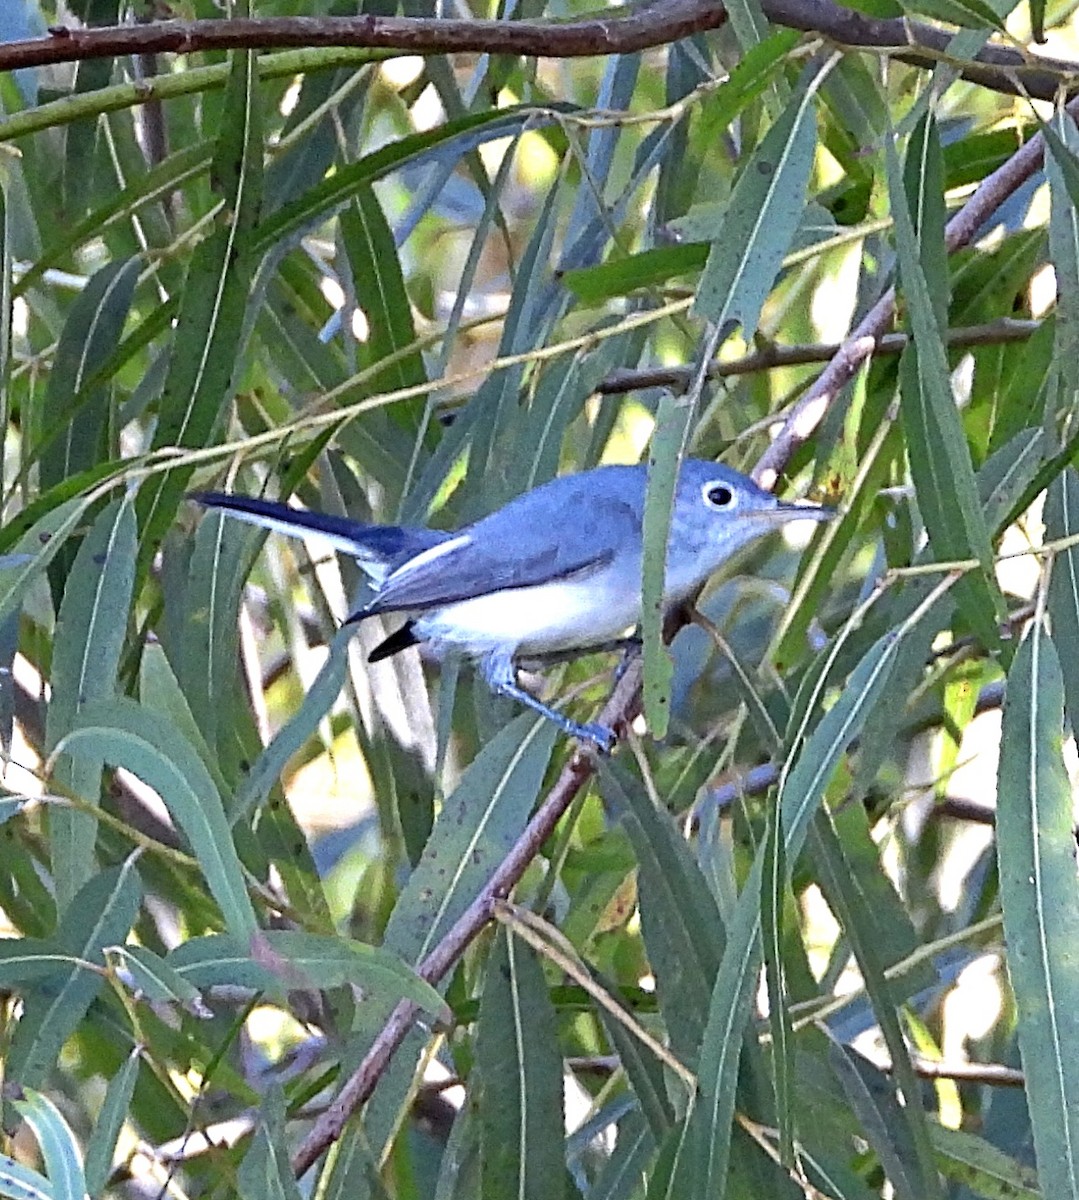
[191,492,451,580]
[365,491,639,614]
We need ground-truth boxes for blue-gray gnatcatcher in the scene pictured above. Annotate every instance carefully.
[193,459,830,750]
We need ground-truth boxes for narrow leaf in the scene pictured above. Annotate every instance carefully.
[168,931,445,1015]
[83,1048,140,1198]
[11,1092,84,1200]
[0,1153,54,1200]
[384,713,557,967]
[693,78,817,336]
[107,945,210,1015]
[688,855,765,1200]
[237,1088,302,1200]
[56,698,258,942]
[7,862,141,1088]
[137,47,263,571]
[1046,469,1079,729]
[928,1122,1040,1200]
[47,497,137,910]
[37,259,139,498]
[827,1041,924,1200]
[641,398,692,738]
[886,127,1003,650]
[476,929,565,1200]
[997,622,1079,1199]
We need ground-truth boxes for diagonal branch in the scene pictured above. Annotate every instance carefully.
[289,659,643,1178]
[753,102,1070,490]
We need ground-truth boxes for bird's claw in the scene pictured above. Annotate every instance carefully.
[576,722,617,754]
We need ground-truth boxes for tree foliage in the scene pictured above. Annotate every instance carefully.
[0,0,1076,1196]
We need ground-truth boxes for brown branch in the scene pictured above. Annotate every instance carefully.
[907,1056,1024,1088]
[703,679,1006,816]
[0,5,728,67]
[0,3,1076,100]
[765,0,1078,99]
[597,319,1039,396]
[289,657,644,1178]
[753,103,1069,490]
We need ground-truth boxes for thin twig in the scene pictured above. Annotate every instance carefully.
[701,679,1007,814]
[754,105,1071,490]
[494,900,696,1091]
[596,319,1038,396]
[907,1057,1024,1088]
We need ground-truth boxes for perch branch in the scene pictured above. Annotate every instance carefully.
[289,657,643,1178]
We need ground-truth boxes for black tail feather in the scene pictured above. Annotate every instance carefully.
[368,621,421,663]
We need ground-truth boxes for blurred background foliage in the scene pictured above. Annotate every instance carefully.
[0,0,1078,1196]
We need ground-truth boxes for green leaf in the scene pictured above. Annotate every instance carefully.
[1047,469,1079,730]
[10,1091,84,1200]
[17,142,212,299]
[827,1041,926,1200]
[342,185,427,400]
[809,809,942,1200]
[233,628,351,823]
[238,1088,303,1200]
[997,622,1079,1199]
[687,854,765,1200]
[600,761,723,1059]
[693,77,818,335]
[762,808,794,1165]
[255,105,573,258]
[898,0,1005,30]
[1030,0,1046,39]
[107,944,210,1014]
[83,1048,140,1199]
[928,1122,1041,1199]
[903,113,949,330]
[170,507,252,753]
[47,497,137,910]
[0,496,96,627]
[37,258,139,501]
[316,1119,392,1200]
[56,698,258,942]
[0,940,76,988]
[641,397,693,739]
[169,931,445,1015]
[1045,114,1079,424]
[383,713,557,967]
[562,243,705,305]
[476,929,565,1200]
[138,642,226,794]
[0,1152,54,1200]
[886,125,1003,653]
[7,862,141,1088]
[136,47,263,574]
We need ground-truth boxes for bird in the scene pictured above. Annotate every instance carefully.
[191,460,831,750]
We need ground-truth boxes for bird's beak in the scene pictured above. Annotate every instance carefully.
[769,500,835,524]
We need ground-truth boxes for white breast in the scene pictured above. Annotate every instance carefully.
[414,572,642,657]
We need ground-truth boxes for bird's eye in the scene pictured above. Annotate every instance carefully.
[704,482,735,509]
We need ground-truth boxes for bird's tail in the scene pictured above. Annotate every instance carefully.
[190,492,451,582]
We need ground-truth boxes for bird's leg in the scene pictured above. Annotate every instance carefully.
[481,651,615,753]
[516,635,642,672]
[613,635,642,684]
